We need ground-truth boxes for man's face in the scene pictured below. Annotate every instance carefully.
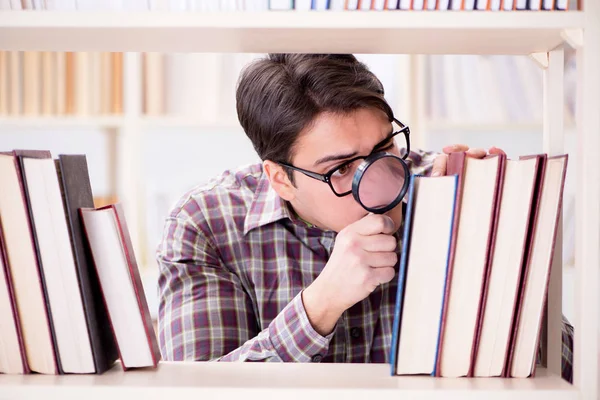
[285,108,405,233]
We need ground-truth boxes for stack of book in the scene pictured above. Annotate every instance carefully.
[0,51,123,117]
[0,0,576,11]
[0,150,159,375]
[390,151,568,378]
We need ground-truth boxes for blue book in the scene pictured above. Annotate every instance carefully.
[389,174,458,376]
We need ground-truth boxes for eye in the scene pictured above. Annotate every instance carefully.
[335,163,351,176]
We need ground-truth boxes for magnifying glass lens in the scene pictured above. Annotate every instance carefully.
[357,156,406,212]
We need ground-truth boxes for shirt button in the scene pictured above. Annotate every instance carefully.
[311,354,323,363]
[350,327,362,339]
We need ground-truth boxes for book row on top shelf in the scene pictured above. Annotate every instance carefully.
[0,50,577,130]
[0,51,123,117]
[0,0,581,11]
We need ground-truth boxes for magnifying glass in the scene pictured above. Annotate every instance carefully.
[351,152,410,214]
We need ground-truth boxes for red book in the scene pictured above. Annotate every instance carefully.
[437,152,505,378]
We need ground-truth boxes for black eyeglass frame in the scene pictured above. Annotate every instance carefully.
[278,118,411,198]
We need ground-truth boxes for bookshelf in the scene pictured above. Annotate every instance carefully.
[0,362,578,400]
[0,6,598,400]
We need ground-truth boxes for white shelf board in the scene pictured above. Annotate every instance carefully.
[0,362,576,400]
[0,116,124,129]
[0,11,585,54]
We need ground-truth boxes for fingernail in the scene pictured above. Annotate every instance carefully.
[431,171,441,177]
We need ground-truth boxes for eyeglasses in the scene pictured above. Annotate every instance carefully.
[278,118,410,198]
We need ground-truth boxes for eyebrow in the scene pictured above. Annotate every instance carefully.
[313,129,395,167]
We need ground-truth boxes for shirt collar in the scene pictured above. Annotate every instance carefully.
[243,170,295,235]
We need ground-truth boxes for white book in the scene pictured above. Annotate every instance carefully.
[9,0,22,9]
[22,157,95,374]
[412,0,424,9]
[440,154,504,378]
[393,175,458,375]
[359,0,371,9]
[122,0,148,10]
[0,154,56,375]
[269,0,291,9]
[169,0,188,10]
[528,0,541,10]
[149,0,171,10]
[0,0,11,9]
[0,51,7,115]
[474,157,540,377]
[510,156,568,378]
[346,0,358,9]
[555,0,568,9]
[450,0,461,10]
[502,0,514,9]
[436,0,450,9]
[80,205,158,369]
[463,0,475,9]
[385,0,399,8]
[220,0,238,10]
[329,0,345,9]
[295,0,311,9]
[514,0,526,9]
[475,0,488,9]
[314,0,328,9]
[489,0,500,9]
[8,52,21,116]
[542,0,552,9]
[0,235,26,374]
[426,0,436,9]
[55,52,66,115]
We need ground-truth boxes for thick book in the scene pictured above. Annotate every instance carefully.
[390,174,458,376]
[438,152,505,378]
[473,155,541,377]
[508,155,568,378]
[55,154,119,374]
[0,219,29,374]
[18,151,96,374]
[0,151,57,375]
[80,203,161,370]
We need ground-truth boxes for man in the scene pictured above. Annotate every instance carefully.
[156,53,572,380]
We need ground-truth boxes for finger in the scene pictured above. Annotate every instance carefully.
[366,251,398,268]
[431,153,448,177]
[372,266,396,286]
[465,148,487,159]
[442,144,469,154]
[362,234,398,252]
[351,214,396,236]
[489,146,506,156]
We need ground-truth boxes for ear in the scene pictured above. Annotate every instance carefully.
[263,160,296,202]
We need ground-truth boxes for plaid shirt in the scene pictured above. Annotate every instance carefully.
[156,148,573,380]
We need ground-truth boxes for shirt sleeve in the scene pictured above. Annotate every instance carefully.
[405,147,440,177]
[156,206,334,362]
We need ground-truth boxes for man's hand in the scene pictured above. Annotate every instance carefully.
[431,144,506,177]
[302,214,398,336]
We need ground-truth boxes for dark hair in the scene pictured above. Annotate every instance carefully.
[236,54,394,170]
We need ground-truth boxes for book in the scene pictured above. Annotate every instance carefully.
[0,151,57,374]
[80,203,161,370]
[55,154,119,374]
[438,152,505,378]
[391,174,458,376]
[18,151,95,374]
[508,155,568,378]
[0,219,28,374]
[473,155,541,377]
